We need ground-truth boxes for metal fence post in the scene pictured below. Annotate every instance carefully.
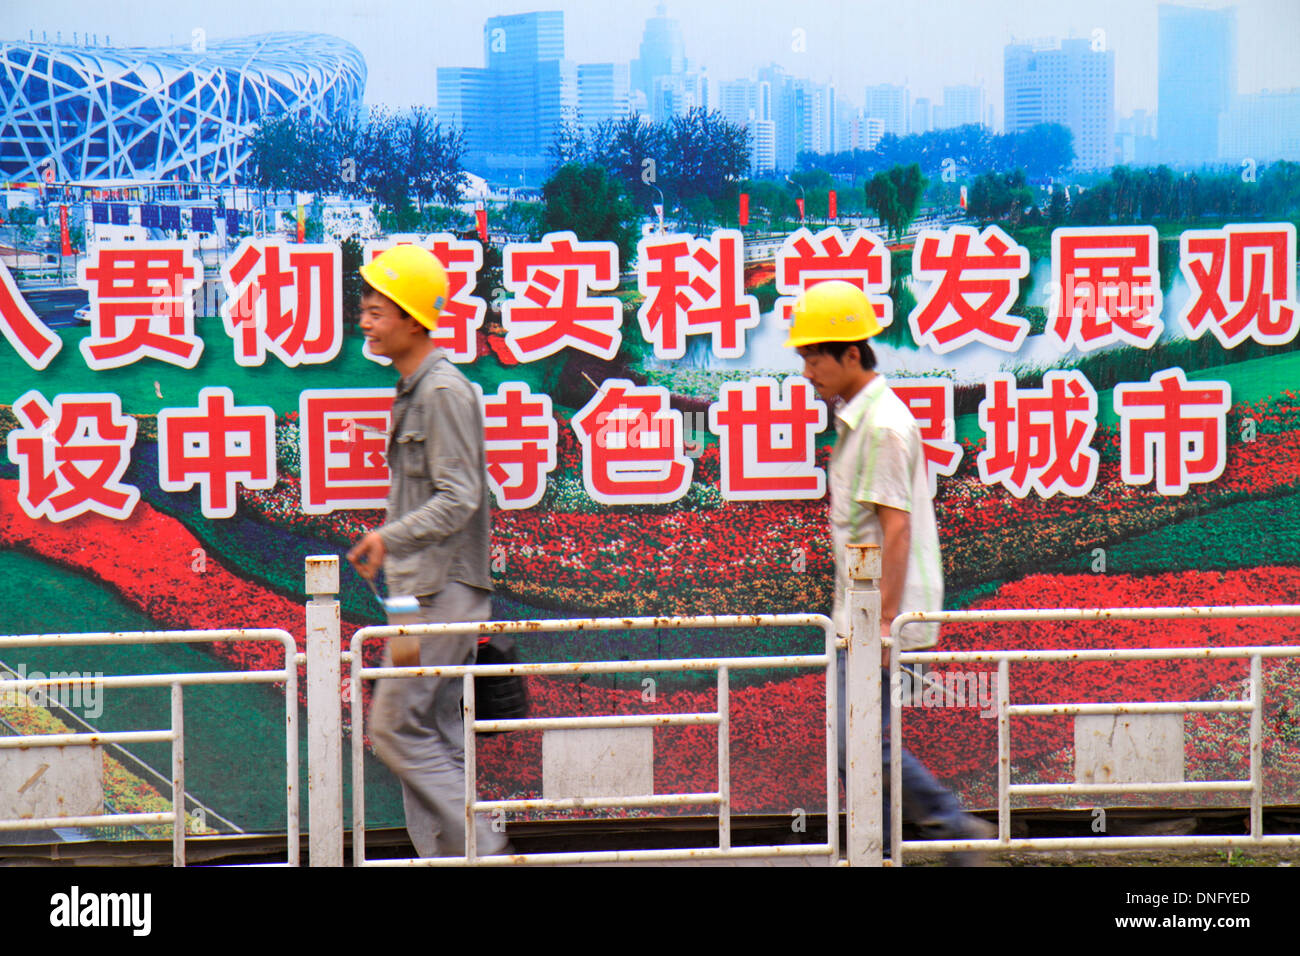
[305,555,343,866]
[846,543,882,866]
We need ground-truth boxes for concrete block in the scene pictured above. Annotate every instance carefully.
[542,728,654,799]
[1074,714,1185,784]
[0,747,104,819]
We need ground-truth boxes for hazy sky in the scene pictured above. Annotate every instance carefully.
[5,0,1298,122]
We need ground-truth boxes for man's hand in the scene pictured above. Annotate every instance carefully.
[390,635,420,668]
[881,619,892,669]
[347,531,386,580]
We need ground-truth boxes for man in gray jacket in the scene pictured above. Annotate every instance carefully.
[346,244,505,858]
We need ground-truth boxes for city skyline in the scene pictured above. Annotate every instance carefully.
[4,0,1298,123]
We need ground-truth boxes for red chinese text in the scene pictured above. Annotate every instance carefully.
[572,380,692,505]
[299,389,394,514]
[221,238,342,366]
[1114,368,1231,496]
[157,387,276,518]
[977,371,1100,498]
[5,390,139,521]
[910,225,1030,353]
[502,231,622,362]
[77,241,203,370]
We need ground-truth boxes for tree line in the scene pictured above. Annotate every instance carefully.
[967,161,1300,226]
[244,107,469,216]
[803,123,1075,184]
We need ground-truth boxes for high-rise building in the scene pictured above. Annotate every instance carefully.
[864,84,909,137]
[755,66,835,168]
[758,64,797,170]
[749,120,776,174]
[1219,90,1300,163]
[578,63,631,133]
[631,4,707,123]
[792,78,835,158]
[438,11,575,178]
[720,77,774,172]
[841,112,885,152]
[631,2,686,101]
[1004,37,1115,170]
[937,84,986,130]
[1117,109,1159,165]
[439,11,637,181]
[911,97,932,135]
[1158,3,1236,167]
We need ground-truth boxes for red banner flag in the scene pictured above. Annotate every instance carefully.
[828,190,837,220]
[476,201,488,242]
[59,205,72,256]
[738,192,749,227]
[796,197,805,222]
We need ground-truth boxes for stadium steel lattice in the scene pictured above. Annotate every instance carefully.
[0,32,366,184]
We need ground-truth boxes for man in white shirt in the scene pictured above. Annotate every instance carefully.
[787,280,993,863]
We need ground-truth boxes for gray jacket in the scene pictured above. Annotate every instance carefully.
[378,348,493,598]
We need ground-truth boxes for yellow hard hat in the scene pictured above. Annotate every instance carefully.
[784,280,882,347]
[359,244,449,331]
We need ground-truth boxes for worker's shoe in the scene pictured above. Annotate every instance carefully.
[943,814,997,867]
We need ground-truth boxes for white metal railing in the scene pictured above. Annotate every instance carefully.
[884,606,1300,865]
[0,629,300,866]
[347,614,841,866]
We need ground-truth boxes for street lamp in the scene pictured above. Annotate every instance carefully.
[648,182,665,234]
[785,176,805,225]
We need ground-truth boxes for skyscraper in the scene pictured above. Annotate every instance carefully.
[578,63,631,133]
[439,11,637,181]
[720,77,775,172]
[631,4,707,123]
[438,11,575,179]
[1004,38,1115,170]
[911,97,932,135]
[631,2,686,102]
[864,84,909,137]
[1219,89,1300,163]
[937,84,986,130]
[1158,3,1237,167]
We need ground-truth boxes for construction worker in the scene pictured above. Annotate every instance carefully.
[786,279,993,863]
[346,244,507,858]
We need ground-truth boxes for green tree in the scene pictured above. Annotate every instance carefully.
[548,108,587,171]
[588,114,665,210]
[497,201,545,241]
[662,107,750,206]
[866,163,927,239]
[542,163,639,265]
[1047,186,1068,226]
[247,106,466,211]
[740,179,797,231]
[401,106,469,208]
[1009,124,1074,180]
[968,168,1034,224]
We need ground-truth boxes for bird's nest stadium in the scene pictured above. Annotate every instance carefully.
[0,32,366,184]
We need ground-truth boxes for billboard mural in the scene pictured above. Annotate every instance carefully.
[1,0,1299,840]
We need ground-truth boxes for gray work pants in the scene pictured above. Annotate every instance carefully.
[370,581,507,858]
